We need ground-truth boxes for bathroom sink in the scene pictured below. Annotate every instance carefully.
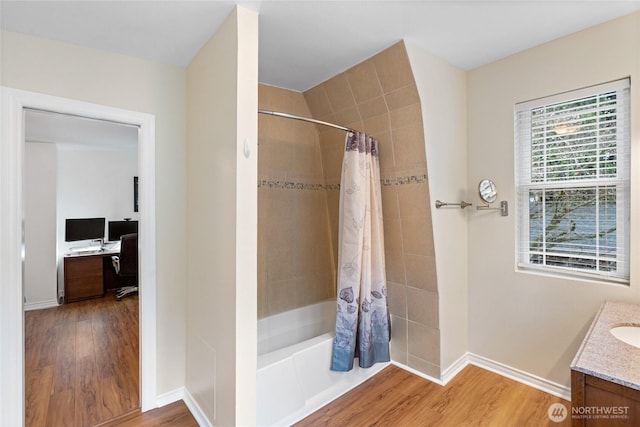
[610,325,640,349]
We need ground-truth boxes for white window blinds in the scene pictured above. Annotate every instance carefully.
[515,78,630,283]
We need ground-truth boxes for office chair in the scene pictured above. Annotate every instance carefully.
[111,233,138,301]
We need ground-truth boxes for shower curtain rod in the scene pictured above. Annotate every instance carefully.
[258,109,357,133]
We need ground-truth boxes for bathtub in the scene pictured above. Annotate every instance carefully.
[257,300,388,426]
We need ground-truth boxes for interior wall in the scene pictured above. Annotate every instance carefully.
[304,41,440,378]
[467,11,640,388]
[1,29,187,396]
[257,84,335,318]
[24,142,58,309]
[186,6,258,426]
[405,41,469,374]
[56,145,138,294]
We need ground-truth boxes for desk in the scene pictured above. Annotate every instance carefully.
[63,249,120,303]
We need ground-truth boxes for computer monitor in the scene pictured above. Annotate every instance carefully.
[108,220,138,242]
[65,217,106,242]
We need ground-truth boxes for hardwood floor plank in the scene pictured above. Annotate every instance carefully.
[26,294,140,427]
[294,365,571,427]
[75,355,103,427]
[25,365,54,427]
[96,401,199,427]
[45,389,75,427]
[52,320,76,393]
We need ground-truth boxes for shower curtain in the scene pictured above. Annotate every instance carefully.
[331,132,390,372]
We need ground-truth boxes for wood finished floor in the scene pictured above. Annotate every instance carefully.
[294,364,572,427]
[26,295,570,426]
[25,293,142,427]
[95,401,198,427]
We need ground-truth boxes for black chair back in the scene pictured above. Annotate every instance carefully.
[118,233,138,280]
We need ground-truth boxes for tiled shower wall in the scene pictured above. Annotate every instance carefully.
[257,84,336,319]
[303,41,440,377]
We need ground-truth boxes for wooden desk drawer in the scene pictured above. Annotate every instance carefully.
[64,255,104,302]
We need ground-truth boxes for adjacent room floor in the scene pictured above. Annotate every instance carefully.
[25,294,140,427]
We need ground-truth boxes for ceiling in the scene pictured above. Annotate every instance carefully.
[6,1,640,147]
[3,1,640,92]
[25,109,139,149]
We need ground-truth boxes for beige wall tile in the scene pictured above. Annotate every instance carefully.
[304,84,333,117]
[363,113,391,137]
[358,96,387,120]
[407,321,439,365]
[407,287,438,328]
[267,279,297,314]
[293,92,313,116]
[390,103,423,130]
[293,143,319,178]
[404,254,437,292]
[257,145,270,181]
[266,217,294,251]
[397,182,429,219]
[387,281,407,318]
[401,217,434,256]
[269,189,294,220]
[390,315,408,365]
[407,355,440,378]
[372,42,415,93]
[268,114,297,142]
[381,185,400,220]
[346,60,383,104]
[392,125,427,170]
[384,84,420,111]
[258,112,270,135]
[385,250,406,284]
[332,106,362,130]
[295,121,321,147]
[267,247,294,282]
[323,73,356,113]
[293,241,317,276]
[257,187,268,219]
[260,84,296,112]
[320,141,345,183]
[383,218,403,252]
[376,131,395,173]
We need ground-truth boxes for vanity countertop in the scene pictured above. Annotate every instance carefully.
[571,301,640,391]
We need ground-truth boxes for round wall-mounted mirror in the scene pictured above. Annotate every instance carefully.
[478,179,497,204]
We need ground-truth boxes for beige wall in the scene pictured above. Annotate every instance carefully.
[304,42,440,378]
[186,6,258,426]
[467,12,640,388]
[258,84,335,318]
[405,41,469,374]
[1,29,187,395]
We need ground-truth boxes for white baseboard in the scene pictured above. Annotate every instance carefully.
[183,388,213,427]
[155,387,185,408]
[467,353,571,401]
[394,352,570,401]
[440,352,469,385]
[154,388,212,427]
[23,299,59,311]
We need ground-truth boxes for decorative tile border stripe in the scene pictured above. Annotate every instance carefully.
[258,180,326,190]
[382,174,428,186]
[257,174,427,190]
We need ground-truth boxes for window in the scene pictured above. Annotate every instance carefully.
[515,79,630,283]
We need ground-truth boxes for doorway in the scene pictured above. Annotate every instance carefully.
[0,87,158,426]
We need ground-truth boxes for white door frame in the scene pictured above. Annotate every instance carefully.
[0,87,157,426]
